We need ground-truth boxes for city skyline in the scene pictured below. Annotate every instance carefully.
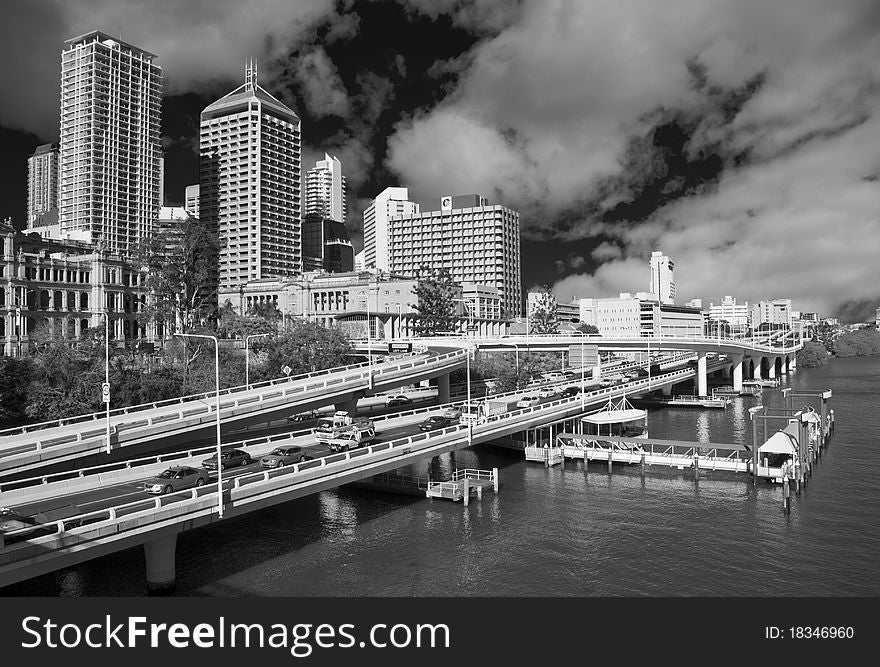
[0,1,878,321]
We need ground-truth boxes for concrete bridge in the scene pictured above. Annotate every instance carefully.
[0,362,741,592]
[0,350,466,478]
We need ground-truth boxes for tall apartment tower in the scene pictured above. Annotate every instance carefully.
[304,153,345,222]
[201,60,302,295]
[388,194,522,318]
[649,250,675,305]
[27,143,59,227]
[363,186,420,272]
[59,31,162,254]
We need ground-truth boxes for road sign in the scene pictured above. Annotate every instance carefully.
[388,342,412,353]
[466,326,478,332]
[101,382,110,403]
[282,365,292,376]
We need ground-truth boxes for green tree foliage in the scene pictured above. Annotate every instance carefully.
[217,299,279,339]
[134,214,218,334]
[576,323,599,334]
[529,287,559,334]
[412,266,457,336]
[249,320,352,382]
[25,331,104,421]
[0,357,33,428]
[832,328,880,357]
[797,341,829,368]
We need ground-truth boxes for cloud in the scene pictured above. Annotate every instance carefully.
[386,0,880,317]
[0,0,339,138]
[289,47,352,118]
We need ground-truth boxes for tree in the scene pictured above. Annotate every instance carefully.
[529,287,559,334]
[250,320,352,381]
[797,341,829,368]
[217,299,278,339]
[0,357,33,428]
[134,214,218,335]
[832,328,880,357]
[576,323,599,334]
[412,266,457,336]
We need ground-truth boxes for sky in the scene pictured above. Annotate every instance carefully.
[1,0,879,322]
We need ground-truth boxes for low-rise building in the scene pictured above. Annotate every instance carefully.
[1,219,149,356]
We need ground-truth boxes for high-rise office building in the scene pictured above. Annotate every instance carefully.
[59,31,162,254]
[649,250,675,305]
[363,187,420,272]
[302,213,354,273]
[184,184,199,218]
[388,194,522,318]
[27,143,59,228]
[201,60,301,295]
[304,153,345,222]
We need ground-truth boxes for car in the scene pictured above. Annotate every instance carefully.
[201,448,252,470]
[419,416,450,431]
[0,507,53,544]
[442,406,463,420]
[516,395,540,408]
[260,446,307,468]
[287,409,320,423]
[384,394,412,407]
[560,386,581,398]
[536,387,557,398]
[143,466,210,495]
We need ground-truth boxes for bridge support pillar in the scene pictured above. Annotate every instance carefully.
[753,359,763,381]
[661,384,673,397]
[144,533,177,595]
[733,358,744,392]
[436,373,451,404]
[789,355,797,371]
[767,359,777,380]
[697,354,708,397]
[721,364,731,379]
[335,398,358,414]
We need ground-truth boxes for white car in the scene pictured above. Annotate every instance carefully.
[516,395,540,408]
[536,387,557,398]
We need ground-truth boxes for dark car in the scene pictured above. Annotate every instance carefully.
[384,394,412,407]
[287,409,320,423]
[143,466,210,495]
[419,416,450,431]
[0,507,54,545]
[560,386,582,398]
[260,446,307,468]
[201,448,252,470]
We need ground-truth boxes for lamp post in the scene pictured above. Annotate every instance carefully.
[360,283,379,389]
[245,333,271,388]
[175,333,224,518]
[453,298,474,446]
[103,313,111,455]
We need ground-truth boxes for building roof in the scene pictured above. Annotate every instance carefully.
[64,30,158,59]
[202,82,299,121]
[31,143,57,156]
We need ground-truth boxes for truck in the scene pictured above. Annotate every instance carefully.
[459,400,509,426]
[314,411,375,444]
[327,424,377,452]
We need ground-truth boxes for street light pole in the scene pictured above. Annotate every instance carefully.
[245,333,271,388]
[104,313,111,455]
[175,333,223,518]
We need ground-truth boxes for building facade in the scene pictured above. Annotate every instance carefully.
[304,153,345,223]
[362,187,420,272]
[751,299,792,328]
[27,143,60,228]
[1,219,149,356]
[184,184,200,218]
[200,61,302,295]
[388,194,521,319]
[302,213,354,274]
[649,251,675,305]
[59,31,162,255]
[708,295,751,331]
[577,293,702,338]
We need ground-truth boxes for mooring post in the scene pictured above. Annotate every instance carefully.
[693,450,700,481]
[607,447,613,474]
[783,472,791,514]
[493,467,499,493]
[640,452,646,477]
[463,477,470,506]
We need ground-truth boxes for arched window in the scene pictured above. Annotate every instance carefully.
[80,292,89,310]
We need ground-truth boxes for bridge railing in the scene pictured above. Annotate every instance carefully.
[0,360,711,498]
[0,352,425,439]
[0,349,467,467]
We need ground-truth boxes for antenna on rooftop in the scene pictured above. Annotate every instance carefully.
[245,58,258,88]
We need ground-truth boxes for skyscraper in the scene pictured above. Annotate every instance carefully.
[184,184,199,218]
[304,153,345,222]
[363,187,420,272]
[649,250,675,305]
[388,194,522,318]
[27,143,59,228]
[201,60,302,295]
[59,31,162,254]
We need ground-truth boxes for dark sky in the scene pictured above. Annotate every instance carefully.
[1,0,879,320]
